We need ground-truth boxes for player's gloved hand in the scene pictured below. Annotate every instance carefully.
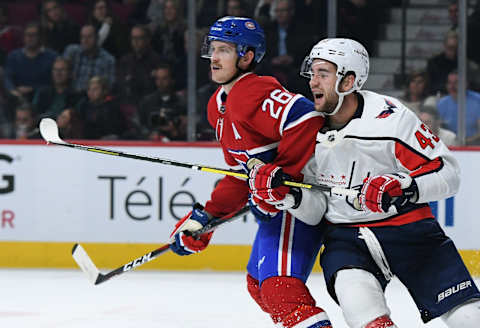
[249,195,283,222]
[248,161,290,203]
[169,203,213,256]
[269,187,302,210]
[358,172,418,213]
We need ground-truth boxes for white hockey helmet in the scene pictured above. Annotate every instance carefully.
[300,38,369,115]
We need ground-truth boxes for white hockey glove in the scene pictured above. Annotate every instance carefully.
[268,187,302,210]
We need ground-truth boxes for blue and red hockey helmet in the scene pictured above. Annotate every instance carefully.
[201,16,266,64]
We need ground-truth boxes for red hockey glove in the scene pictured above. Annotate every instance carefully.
[359,172,417,213]
[169,204,213,256]
[248,163,290,203]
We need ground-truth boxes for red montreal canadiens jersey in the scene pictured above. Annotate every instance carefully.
[203,73,324,217]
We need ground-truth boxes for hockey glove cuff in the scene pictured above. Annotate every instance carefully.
[169,203,213,256]
[359,172,418,213]
[249,196,283,222]
[267,187,302,211]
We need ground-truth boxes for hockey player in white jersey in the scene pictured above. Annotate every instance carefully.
[247,38,480,328]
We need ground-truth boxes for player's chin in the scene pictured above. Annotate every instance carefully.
[211,72,226,84]
[313,99,326,112]
[313,103,323,112]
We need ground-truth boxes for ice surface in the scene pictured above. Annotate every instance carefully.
[0,269,475,327]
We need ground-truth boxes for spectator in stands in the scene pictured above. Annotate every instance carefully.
[261,0,314,94]
[226,0,249,16]
[151,0,186,73]
[426,30,480,95]
[0,106,9,138]
[87,0,129,58]
[196,76,216,141]
[56,107,84,139]
[437,70,480,145]
[40,0,80,54]
[32,57,81,119]
[64,24,116,93]
[196,0,225,28]
[254,0,273,26]
[117,25,161,103]
[4,22,58,102]
[138,64,186,141]
[145,0,165,30]
[76,76,125,139]
[337,0,381,56]
[445,0,480,67]
[174,27,211,94]
[12,103,41,139]
[0,5,22,58]
[418,105,457,146]
[467,1,480,65]
[0,68,20,139]
[448,0,458,31]
[399,70,437,114]
[255,0,327,36]
[295,0,327,40]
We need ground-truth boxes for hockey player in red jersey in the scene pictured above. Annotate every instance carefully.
[248,38,480,328]
[168,17,332,328]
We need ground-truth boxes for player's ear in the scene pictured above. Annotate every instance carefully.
[340,73,355,92]
[239,51,254,69]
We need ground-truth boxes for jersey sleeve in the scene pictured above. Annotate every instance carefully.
[274,96,324,179]
[230,77,324,179]
[392,106,460,203]
[204,138,248,217]
[204,175,249,217]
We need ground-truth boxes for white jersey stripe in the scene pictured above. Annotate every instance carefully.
[290,312,331,328]
[279,94,303,136]
[286,214,294,276]
[282,111,323,135]
[277,212,294,276]
[277,212,286,276]
[245,142,280,155]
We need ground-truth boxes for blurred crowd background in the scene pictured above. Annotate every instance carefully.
[0,0,479,145]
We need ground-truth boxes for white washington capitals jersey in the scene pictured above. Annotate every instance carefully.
[302,90,460,226]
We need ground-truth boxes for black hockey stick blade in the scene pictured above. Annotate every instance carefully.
[71,205,250,285]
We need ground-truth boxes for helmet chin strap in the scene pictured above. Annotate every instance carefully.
[324,75,354,116]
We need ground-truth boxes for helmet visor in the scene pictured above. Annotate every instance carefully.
[300,56,314,79]
[200,36,213,59]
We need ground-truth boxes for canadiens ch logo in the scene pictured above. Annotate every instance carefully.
[245,21,256,30]
[376,99,397,119]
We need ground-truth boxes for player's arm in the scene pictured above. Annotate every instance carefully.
[169,167,248,256]
[274,96,324,177]
[247,95,326,223]
[170,129,248,256]
[359,106,460,213]
[204,146,249,217]
[393,109,460,203]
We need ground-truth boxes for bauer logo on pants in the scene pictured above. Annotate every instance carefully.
[437,280,472,303]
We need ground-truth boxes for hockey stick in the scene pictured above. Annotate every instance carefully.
[72,205,250,285]
[39,118,358,197]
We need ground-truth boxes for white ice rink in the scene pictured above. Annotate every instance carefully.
[0,268,476,327]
